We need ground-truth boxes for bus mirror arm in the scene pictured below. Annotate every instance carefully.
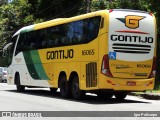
[2,43,12,57]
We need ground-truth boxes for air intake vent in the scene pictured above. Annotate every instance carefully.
[86,62,97,87]
[112,43,151,54]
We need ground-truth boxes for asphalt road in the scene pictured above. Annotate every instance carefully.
[0,83,160,120]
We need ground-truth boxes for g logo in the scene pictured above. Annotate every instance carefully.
[125,16,145,29]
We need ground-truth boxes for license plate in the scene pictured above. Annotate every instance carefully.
[126,81,136,86]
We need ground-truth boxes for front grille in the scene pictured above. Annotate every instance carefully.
[112,43,151,54]
[86,62,97,87]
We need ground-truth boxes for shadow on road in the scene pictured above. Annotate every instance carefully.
[5,89,151,105]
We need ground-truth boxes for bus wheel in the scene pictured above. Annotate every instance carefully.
[15,74,25,92]
[114,92,127,101]
[97,92,113,99]
[59,76,71,98]
[50,88,57,94]
[71,76,85,100]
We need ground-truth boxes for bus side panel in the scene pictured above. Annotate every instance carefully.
[8,52,31,86]
[79,11,109,90]
[24,50,51,87]
[79,38,99,90]
[47,63,56,87]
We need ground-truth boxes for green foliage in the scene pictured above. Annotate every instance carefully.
[28,0,83,19]
[0,0,43,66]
[90,0,150,11]
[0,0,43,45]
[0,0,7,6]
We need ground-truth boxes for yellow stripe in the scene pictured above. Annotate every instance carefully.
[33,10,107,31]
[34,18,66,30]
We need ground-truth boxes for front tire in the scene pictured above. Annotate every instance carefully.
[15,74,25,92]
[71,76,85,100]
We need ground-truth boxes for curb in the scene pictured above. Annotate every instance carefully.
[129,92,160,100]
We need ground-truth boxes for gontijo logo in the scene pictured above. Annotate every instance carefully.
[117,15,145,29]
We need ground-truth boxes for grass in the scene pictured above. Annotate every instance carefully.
[131,90,160,96]
[147,90,160,93]
[130,89,160,96]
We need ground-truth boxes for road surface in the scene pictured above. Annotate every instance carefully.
[0,83,160,120]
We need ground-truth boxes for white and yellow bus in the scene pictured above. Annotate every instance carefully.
[4,9,157,100]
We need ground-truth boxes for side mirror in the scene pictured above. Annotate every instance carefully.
[2,43,12,57]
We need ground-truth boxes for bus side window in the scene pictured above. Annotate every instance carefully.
[72,20,84,44]
[47,25,63,47]
[16,33,24,55]
[66,24,74,44]
[47,28,55,47]
[86,16,101,42]
[36,29,47,49]
[48,40,55,47]
[41,41,47,48]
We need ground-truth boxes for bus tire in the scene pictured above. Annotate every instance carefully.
[114,92,127,101]
[15,74,25,92]
[71,76,85,100]
[59,76,71,98]
[50,88,57,94]
[97,92,113,99]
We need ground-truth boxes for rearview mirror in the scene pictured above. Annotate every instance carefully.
[2,43,12,57]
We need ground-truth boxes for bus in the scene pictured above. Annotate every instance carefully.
[3,9,157,100]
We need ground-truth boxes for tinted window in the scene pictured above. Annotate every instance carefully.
[66,16,101,45]
[16,16,101,51]
[40,16,101,48]
[17,31,39,52]
[47,25,65,48]
[16,34,25,53]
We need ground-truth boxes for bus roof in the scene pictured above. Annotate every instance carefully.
[13,9,154,38]
[13,18,67,37]
[110,9,149,14]
[13,10,107,37]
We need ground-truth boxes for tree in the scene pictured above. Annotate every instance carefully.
[0,0,42,66]
[28,0,83,20]
[0,0,7,6]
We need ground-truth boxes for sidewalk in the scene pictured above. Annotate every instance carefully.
[129,92,160,100]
